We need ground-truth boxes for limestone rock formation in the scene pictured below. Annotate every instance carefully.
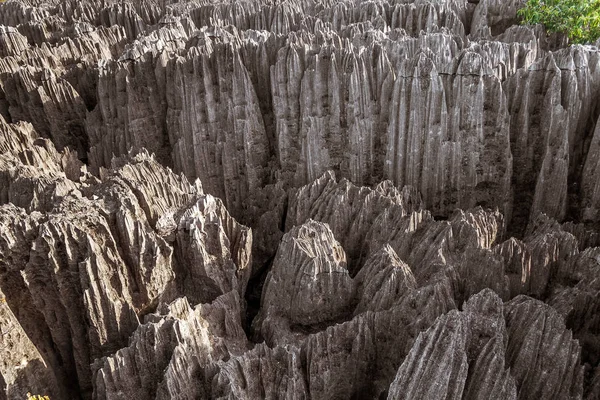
[255,220,354,344]
[0,0,599,399]
[212,344,308,400]
[94,291,248,399]
[353,245,417,314]
[0,145,253,397]
[387,289,583,400]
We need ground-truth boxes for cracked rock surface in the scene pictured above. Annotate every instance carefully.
[0,0,600,399]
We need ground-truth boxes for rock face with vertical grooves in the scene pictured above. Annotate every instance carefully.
[387,289,583,400]
[255,220,354,344]
[353,244,417,314]
[93,291,248,400]
[175,193,252,305]
[505,47,600,232]
[504,296,584,400]
[0,0,600,399]
[0,145,252,397]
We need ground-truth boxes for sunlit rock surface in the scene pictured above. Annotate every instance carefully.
[0,0,599,398]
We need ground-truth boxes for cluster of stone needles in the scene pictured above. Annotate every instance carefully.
[0,0,599,399]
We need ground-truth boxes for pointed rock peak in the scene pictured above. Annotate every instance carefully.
[0,25,28,57]
[448,207,504,250]
[73,21,95,36]
[387,310,469,400]
[375,182,423,210]
[524,212,569,238]
[354,244,417,314]
[552,45,594,70]
[256,219,353,333]
[290,219,347,264]
[463,288,504,313]
[462,289,506,359]
[504,295,584,399]
[410,50,437,77]
[530,51,561,73]
[356,244,414,286]
[178,194,221,227]
[455,50,492,76]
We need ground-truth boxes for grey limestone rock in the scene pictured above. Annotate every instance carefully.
[94,291,248,400]
[175,193,252,306]
[0,0,599,398]
[353,244,417,314]
[255,220,354,343]
[388,288,583,400]
[211,343,307,400]
[505,296,584,400]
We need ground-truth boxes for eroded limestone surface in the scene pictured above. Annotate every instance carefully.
[1,0,600,399]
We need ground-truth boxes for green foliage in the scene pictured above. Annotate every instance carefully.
[518,0,600,44]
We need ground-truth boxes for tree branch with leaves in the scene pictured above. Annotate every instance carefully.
[518,0,600,44]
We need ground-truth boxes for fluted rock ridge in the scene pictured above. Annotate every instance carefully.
[94,291,248,399]
[0,145,254,397]
[82,7,542,220]
[255,220,354,343]
[1,0,600,398]
[387,289,584,400]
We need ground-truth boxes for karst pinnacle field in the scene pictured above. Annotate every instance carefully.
[0,0,599,399]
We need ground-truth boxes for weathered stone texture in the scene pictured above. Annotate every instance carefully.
[0,0,599,399]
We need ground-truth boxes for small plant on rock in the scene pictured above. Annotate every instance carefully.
[518,0,600,44]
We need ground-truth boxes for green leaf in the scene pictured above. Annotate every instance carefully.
[519,0,600,43]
